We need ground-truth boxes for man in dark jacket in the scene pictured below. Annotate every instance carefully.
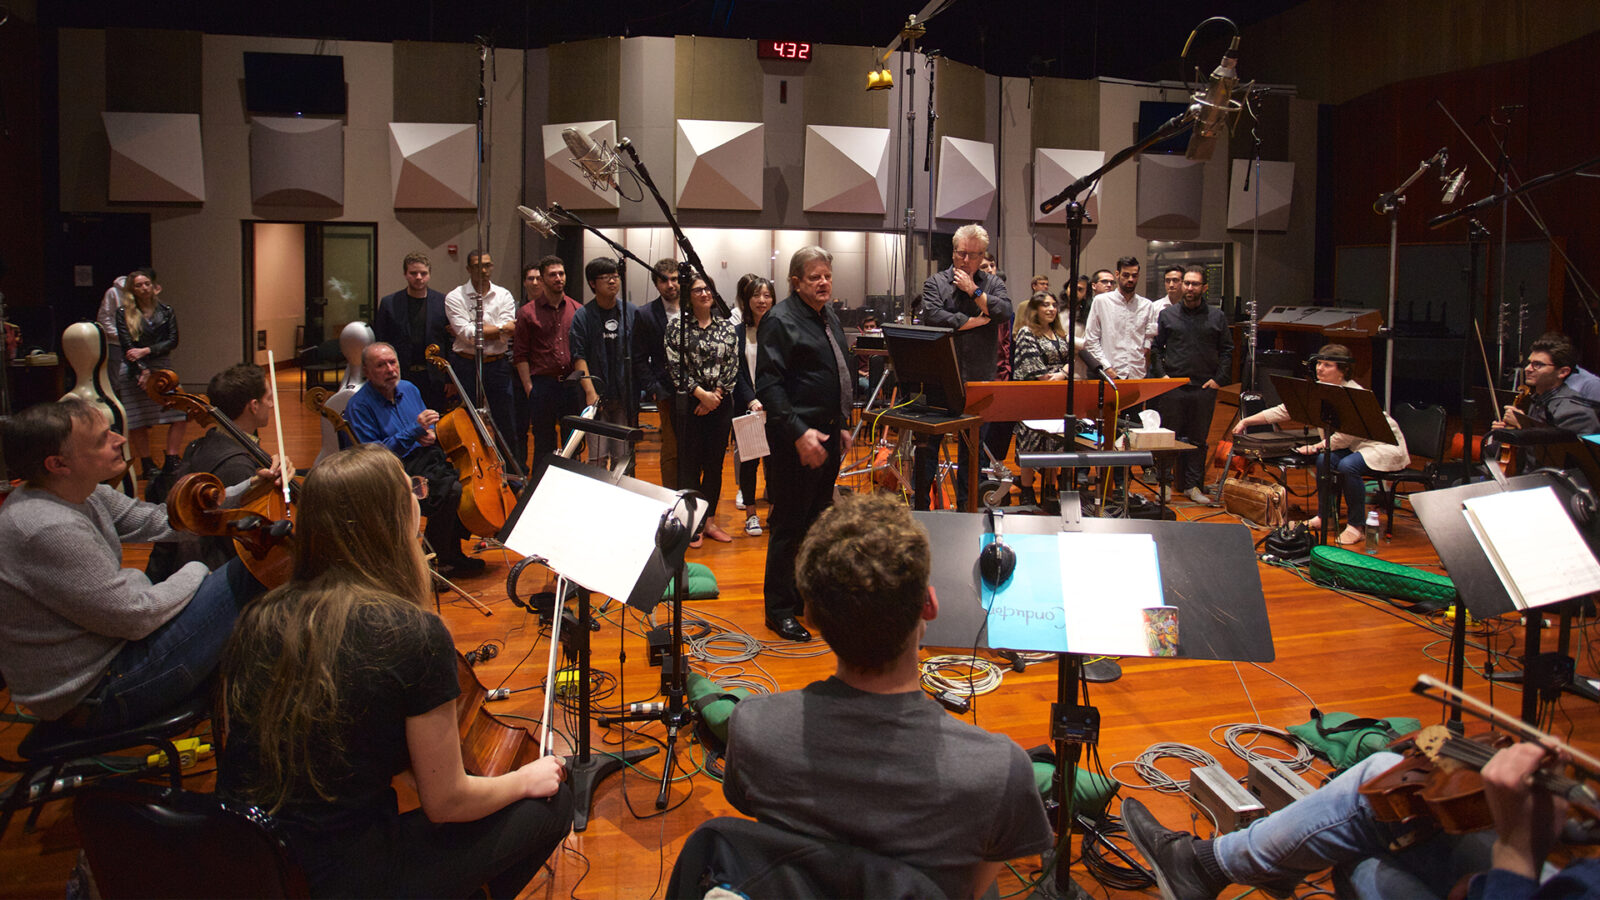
[373,250,451,412]
[1151,266,1232,504]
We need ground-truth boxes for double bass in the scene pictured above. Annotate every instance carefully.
[143,369,297,587]
[424,344,517,537]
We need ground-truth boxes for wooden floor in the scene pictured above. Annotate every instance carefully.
[3,370,1597,899]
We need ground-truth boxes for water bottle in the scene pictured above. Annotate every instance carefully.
[1364,510,1381,554]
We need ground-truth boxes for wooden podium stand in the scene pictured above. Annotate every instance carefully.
[963,377,1187,422]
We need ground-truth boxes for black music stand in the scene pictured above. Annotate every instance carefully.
[501,455,706,829]
[1411,467,1600,727]
[918,512,1273,897]
[1269,374,1397,545]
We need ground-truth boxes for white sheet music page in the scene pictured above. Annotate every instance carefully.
[1461,485,1600,611]
[732,410,769,460]
[1056,532,1164,655]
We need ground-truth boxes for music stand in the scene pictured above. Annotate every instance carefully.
[918,511,1273,897]
[500,455,706,829]
[1269,374,1397,545]
[1412,467,1600,726]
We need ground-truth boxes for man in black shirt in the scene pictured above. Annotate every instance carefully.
[569,257,645,471]
[756,246,855,642]
[634,259,683,487]
[1151,266,1232,504]
[373,250,451,412]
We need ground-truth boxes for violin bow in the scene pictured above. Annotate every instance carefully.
[264,351,294,512]
[1414,673,1600,778]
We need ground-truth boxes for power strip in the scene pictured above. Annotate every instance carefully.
[1246,757,1316,812]
[145,737,213,770]
[1188,764,1266,833]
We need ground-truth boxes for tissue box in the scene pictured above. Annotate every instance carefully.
[1128,427,1175,449]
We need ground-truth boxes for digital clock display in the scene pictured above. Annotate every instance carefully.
[758,40,812,61]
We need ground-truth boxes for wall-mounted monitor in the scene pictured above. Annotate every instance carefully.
[243,52,346,116]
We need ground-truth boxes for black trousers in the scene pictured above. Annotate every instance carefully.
[403,446,469,563]
[675,404,734,518]
[1155,383,1218,491]
[913,434,971,510]
[294,787,574,899]
[737,454,765,510]
[525,375,585,488]
[762,426,842,621]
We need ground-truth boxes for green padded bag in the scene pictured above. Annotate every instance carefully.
[1288,709,1420,770]
[1309,545,1456,607]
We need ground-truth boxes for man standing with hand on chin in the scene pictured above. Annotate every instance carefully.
[755,246,855,643]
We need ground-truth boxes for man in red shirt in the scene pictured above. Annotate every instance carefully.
[513,255,584,486]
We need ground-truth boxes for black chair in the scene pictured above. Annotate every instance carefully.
[0,694,208,835]
[296,339,343,394]
[74,780,309,899]
[666,816,948,899]
[1377,402,1448,536]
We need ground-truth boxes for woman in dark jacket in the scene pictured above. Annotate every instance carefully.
[114,267,188,480]
[732,274,776,536]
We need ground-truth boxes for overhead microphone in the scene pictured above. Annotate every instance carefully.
[561,127,620,191]
[1184,35,1241,161]
[1442,167,1468,204]
[516,205,559,237]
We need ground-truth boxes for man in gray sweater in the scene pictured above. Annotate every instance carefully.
[0,399,274,734]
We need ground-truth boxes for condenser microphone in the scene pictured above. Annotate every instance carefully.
[1185,35,1240,161]
[516,205,558,237]
[1442,167,1468,204]
[561,127,618,191]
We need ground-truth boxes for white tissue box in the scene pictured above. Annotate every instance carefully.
[1128,427,1175,449]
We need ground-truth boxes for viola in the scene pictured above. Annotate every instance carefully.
[1360,724,1600,836]
[59,322,136,495]
[142,368,297,587]
[454,652,542,776]
[424,345,517,538]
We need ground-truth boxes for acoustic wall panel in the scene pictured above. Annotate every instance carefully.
[543,120,620,210]
[675,119,764,210]
[935,136,996,221]
[1227,159,1295,232]
[389,123,477,209]
[802,125,890,215]
[102,112,205,203]
[1135,154,1204,230]
[1033,149,1104,226]
[250,117,344,206]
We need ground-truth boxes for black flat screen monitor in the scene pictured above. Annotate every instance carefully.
[882,323,963,416]
[244,52,347,116]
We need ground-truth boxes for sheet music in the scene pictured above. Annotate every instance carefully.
[732,410,769,461]
[1461,486,1600,610]
[983,532,1164,656]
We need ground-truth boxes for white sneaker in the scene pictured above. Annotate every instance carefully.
[1185,487,1211,505]
[744,514,762,536]
[735,489,746,510]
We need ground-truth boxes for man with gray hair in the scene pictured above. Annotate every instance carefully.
[754,246,855,642]
[914,223,1012,510]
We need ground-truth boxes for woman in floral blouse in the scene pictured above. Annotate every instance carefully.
[666,273,739,544]
[1012,291,1086,507]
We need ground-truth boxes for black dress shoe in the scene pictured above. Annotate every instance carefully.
[765,616,811,642]
[438,556,486,577]
[1120,798,1222,900]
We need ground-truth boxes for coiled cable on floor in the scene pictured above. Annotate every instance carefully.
[919,654,1004,697]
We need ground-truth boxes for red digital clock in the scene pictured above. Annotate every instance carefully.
[758,40,812,61]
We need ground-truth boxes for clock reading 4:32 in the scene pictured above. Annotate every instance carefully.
[757,41,812,60]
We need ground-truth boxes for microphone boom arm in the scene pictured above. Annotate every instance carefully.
[615,141,731,318]
[1039,108,1198,215]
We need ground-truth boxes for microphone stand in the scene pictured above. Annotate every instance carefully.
[1373,151,1440,410]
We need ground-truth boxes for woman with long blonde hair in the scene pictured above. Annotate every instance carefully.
[217,444,571,898]
[114,267,188,481]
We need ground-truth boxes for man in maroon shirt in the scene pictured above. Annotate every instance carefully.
[513,255,584,486]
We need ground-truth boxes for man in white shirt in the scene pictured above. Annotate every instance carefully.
[444,249,518,463]
[1084,255,1155,379]
[1152,264,1184,321]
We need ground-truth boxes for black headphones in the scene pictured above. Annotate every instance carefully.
[1531,467,1598,527]
[978,508,1017,589]
[657,495,693,556]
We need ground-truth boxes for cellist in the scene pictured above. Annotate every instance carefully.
[0,397,284,736]
[343,342,485,576]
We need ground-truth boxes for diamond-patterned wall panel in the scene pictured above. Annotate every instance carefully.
[250,117,344,206]
[1136,154,1204,230]
[1227,159,1295,232]
[389,123,477,209]
[102,112,205,203]
[802,125,890,214]
[935,136,996,221]
[1033,148,1104,226]
[543,120,620,210]
[675,119,764,211]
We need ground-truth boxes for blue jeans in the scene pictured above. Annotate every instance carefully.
[1318,448,1389,528]
[1212,751,1491,899]
[79,558,263,733]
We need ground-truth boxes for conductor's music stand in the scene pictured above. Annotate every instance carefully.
[918,511,1273,897]
[1269,374,1397,545]
[501,455,707,829]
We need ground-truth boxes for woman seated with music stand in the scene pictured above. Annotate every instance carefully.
[217,444,572,898]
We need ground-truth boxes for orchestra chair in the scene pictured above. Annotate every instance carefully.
[74,780,308,899]
[1375,402,1448,536]
[666,816,948,900]
[0,694,208,835]
[295,339,343,394]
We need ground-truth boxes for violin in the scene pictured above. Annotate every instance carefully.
[424,345,517,538]
[1360,724,1600,836]
[142,368,297,587]
[454,652,542,776]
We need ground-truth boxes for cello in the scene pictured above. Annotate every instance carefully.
[424,344,517,538]
[143,368,297,587]
[304,386,360,451]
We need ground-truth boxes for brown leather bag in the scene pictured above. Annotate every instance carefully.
[1222,478,1288,527]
